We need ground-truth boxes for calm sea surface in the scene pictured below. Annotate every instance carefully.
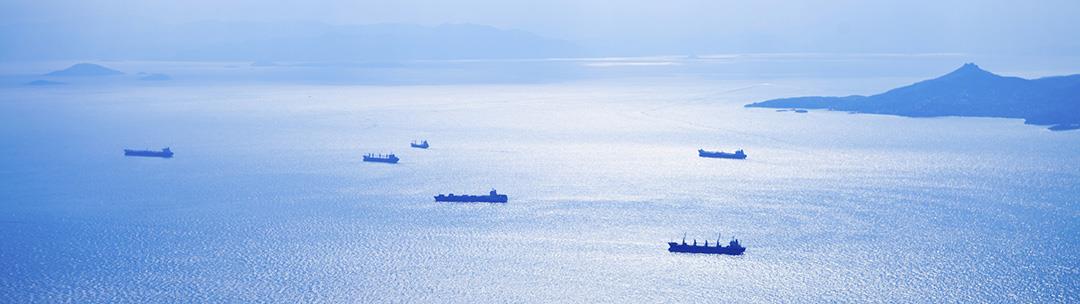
[1,62,1078,303]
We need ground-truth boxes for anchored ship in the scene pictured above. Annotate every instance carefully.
[434,189,508,203]
[668,234,746,255]
[363,153,399,163]
[699,149,747,159]
[410,140,429,149]
[124,147,173,158]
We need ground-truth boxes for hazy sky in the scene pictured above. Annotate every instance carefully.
[3,0,1079,57]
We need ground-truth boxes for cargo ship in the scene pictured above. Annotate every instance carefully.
[698,149,746,159]
[124,147,173,158]
[410,140,429,149]
[668,234,746,255]
[434,189,508,203]
[363,153,399,163]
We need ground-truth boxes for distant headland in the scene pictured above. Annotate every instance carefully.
[45,63,123,77]
[746,63,1080,131]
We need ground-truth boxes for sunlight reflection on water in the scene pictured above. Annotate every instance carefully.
[0,75,1077,302]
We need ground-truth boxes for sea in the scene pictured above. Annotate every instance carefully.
[1,55,1078,303]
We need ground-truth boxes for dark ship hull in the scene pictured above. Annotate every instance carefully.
[410,142,429,149]
[667,242,745,255]
[124,148,173,158]
[698,149,747,159]
[434,189,508,203]
[363,155,399,163]
[434,195,508,203]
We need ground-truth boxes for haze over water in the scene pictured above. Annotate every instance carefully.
[1,57,1077,302]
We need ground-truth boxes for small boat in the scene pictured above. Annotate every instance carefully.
[410,140,429,149]
[363,153,399,163]
[699,149,747,159]
[124,147,174,158]
[793,109,809,113]
[668,234,746,255]
[435,189,508,203]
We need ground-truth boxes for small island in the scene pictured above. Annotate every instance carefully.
[746,63,1080,131]
[45,63,123,77]
[25,80,65,86]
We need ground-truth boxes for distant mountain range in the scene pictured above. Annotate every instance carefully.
[0,22,579,62]
[746,63,1080,131]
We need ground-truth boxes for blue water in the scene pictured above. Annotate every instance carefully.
[1,63,1078,302]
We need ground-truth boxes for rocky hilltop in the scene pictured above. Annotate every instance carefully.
[746,63,1080,131]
